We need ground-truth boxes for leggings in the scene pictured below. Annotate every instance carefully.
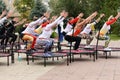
[65,35,81,50]
[36,38,54,53]
[22,33,37,50]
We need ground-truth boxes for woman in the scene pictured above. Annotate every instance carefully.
[21,12,50,51]
[35,11,68,54]
[96,12,120,48]
[79,13,105,47]
[65,11,98,50]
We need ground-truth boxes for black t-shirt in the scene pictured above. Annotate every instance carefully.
[6,20,16,34]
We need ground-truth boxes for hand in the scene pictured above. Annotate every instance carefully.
[1,10,7,15]
[44,12,50,19]
[100,13,105,18]
[60,10,66,16]
[78,13,84,18]
[91,11,98,17]
[22,18,27,22]
[63,12,68,18]
[52,16,58,20]
[117,12,120,16]
[6,10,14,18]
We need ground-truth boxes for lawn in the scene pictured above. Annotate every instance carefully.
[109,34,120,40]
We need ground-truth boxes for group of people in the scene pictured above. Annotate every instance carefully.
[0,10,120,54]
[0,10,26,49]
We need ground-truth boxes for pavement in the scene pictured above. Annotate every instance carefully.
[0,39,120,80]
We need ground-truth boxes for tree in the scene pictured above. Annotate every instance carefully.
[0,0,6,14]
[49,0,84,17]
[14,0,34,19]
[29,0,47,20]
[49,0,120,35]
[99,0,120,34]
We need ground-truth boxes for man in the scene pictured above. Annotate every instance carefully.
[79,13,105,47]
[65,11,98,50]
[35,11,68,55]
[96,12,120,49]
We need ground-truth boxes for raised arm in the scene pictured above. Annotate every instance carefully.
[0,10,7,19]
[77,11,98,27]
[106,12,120,25]
[95,13,105,23]
[14,19,27,27]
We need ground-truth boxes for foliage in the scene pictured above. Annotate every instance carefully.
[14,0,34,19]
[109,34,120,40]
[49,0,120,35]
[29,0,47,20]
[0,0,6,14]
[49,0,84,17]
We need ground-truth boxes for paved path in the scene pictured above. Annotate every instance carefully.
[0,40,120,80]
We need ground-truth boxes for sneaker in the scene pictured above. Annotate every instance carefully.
[104,47,111,51]
[0,45,6,49]
[84,45,93,49]
[31,48,37,51]
[67,43,71,47]
[43,52,53,57]
[26,49,36,55]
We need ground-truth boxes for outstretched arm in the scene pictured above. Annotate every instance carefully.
[106,12,120,25]
[0,10,7,19]
[95,13,105,23]
[14,19,27,27]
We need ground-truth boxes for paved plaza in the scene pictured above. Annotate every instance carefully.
[0,39,120,80]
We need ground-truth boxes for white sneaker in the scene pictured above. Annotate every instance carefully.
[104,47,111,51]
[84,45,93,49]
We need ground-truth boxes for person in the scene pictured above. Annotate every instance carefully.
[1,17,26,46]
[62,13,84,36]
[34,20,50,34]
[0,10,14,48]
[21,12,50,51]
[64,11,98,50]
[96,12,120,49]
[0,10,13,25]
[35,11,68,55]
[79,13,105,47]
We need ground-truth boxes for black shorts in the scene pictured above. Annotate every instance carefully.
[19,33,24,39]
[62,31,66,36]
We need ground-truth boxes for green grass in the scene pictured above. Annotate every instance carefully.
[109,34,120,40]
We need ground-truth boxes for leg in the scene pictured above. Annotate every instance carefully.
[86,35,94,46]
[104,36,110,48]
[65,35,81,50]
[22,34,34,50]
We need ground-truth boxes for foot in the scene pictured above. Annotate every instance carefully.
[104,47,111,51]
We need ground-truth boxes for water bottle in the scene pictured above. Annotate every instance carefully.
[18,56,22,61]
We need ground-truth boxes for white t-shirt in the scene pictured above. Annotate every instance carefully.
[38,16,64,39]
[80,22,96,34]
[100,23,111,36]
[22,17,47,36]
[0,17,7,24]
[63,23,73,33]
